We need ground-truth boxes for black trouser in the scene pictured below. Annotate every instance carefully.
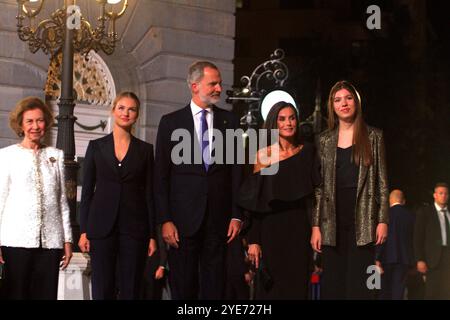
[425,248,450,300]
[379,263,409,300]
[321,226,376,300]
[1,246,62,300]
[168,205,226,300]
[141,255,167,300]
[89,232,147,300]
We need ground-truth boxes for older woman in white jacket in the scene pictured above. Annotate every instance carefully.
[0,97,72,300]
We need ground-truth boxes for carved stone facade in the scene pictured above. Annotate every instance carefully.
[45,51,116,106]
[0,0,236,147]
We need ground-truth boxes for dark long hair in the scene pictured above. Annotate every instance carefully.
[327,80,372,166]
[263,101,302,146]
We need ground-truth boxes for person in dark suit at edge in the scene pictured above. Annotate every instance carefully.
[376,189,415,299]
[414,182,450,299]
[154,61,243,299]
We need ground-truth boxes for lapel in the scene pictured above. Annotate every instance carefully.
[324,128,338,201]
[356,130,370,201]
[209,106,228,172]
[432,205,446,244]
[99,133,119,175]
[212,106,226,132]
[182,105,204,171]
[98,133,139,180]
[324,127,368,202]
[182,105,196,139]
[120,135,139,180]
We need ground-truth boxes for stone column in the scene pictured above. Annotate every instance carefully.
[57,253,92,300]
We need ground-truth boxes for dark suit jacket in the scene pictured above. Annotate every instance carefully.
[414,204,446,269]
[154,105,242,237]
[377,204,415,265]
[313,126,389,246]
[79,133,155,240]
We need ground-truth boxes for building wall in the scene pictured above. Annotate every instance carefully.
[0,0,236,147]
[0,0,50,148]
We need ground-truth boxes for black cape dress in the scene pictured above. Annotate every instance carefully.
[238,142,320,299]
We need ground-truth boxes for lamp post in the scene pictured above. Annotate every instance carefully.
[16,0,128,241]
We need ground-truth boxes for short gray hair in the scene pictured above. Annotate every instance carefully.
[187,61,219,87]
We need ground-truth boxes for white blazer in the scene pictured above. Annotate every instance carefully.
[0,144,72,249]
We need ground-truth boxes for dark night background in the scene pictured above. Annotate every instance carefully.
[232,0,450,208]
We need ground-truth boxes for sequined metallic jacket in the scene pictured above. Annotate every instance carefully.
[312,126,389,246]
[0,144,72,249]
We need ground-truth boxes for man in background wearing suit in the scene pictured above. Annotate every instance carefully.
[376,189,415,299]
[154,61,242,299]
[414,182,450,299]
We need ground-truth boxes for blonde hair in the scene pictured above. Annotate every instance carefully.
[112,91,141,115]
[9,97,54,137]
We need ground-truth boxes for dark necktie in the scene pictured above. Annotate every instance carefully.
[443,209,450,246]
[200,109,210,170]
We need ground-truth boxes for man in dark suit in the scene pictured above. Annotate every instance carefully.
[154,61,242,299]
[414,182,450,299]
[376,189,415,299]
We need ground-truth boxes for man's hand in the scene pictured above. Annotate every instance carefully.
[227,219,241,243]
[375,260,384,275]
[148,238,157,257]
[162,221,179,248]
[78,233,90,253]
[248,244,262,269]
[154,266,165,280]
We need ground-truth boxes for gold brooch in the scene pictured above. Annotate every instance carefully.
[49,157,56,166]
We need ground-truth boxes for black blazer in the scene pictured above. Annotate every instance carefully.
[414,204,445,269]
[154,105,243,237]
[377,204,415,265]
[80,133,155,240]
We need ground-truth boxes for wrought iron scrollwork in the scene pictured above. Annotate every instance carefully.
[241,48,289,96]
[227,49,290,129]
[75,120,107,131]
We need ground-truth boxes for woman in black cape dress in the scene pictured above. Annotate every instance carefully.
[238,102,320,300]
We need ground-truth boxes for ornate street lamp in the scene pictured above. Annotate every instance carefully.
[16,0,128,240]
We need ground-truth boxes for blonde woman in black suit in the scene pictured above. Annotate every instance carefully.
[78,92,156,300]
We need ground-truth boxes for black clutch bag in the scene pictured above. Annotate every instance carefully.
[257,259,273,291]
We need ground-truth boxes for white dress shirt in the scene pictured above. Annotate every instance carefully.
[190,100,213,157]
[0,144,72,249]
[189,101,241,224]
[434,202,450,246]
